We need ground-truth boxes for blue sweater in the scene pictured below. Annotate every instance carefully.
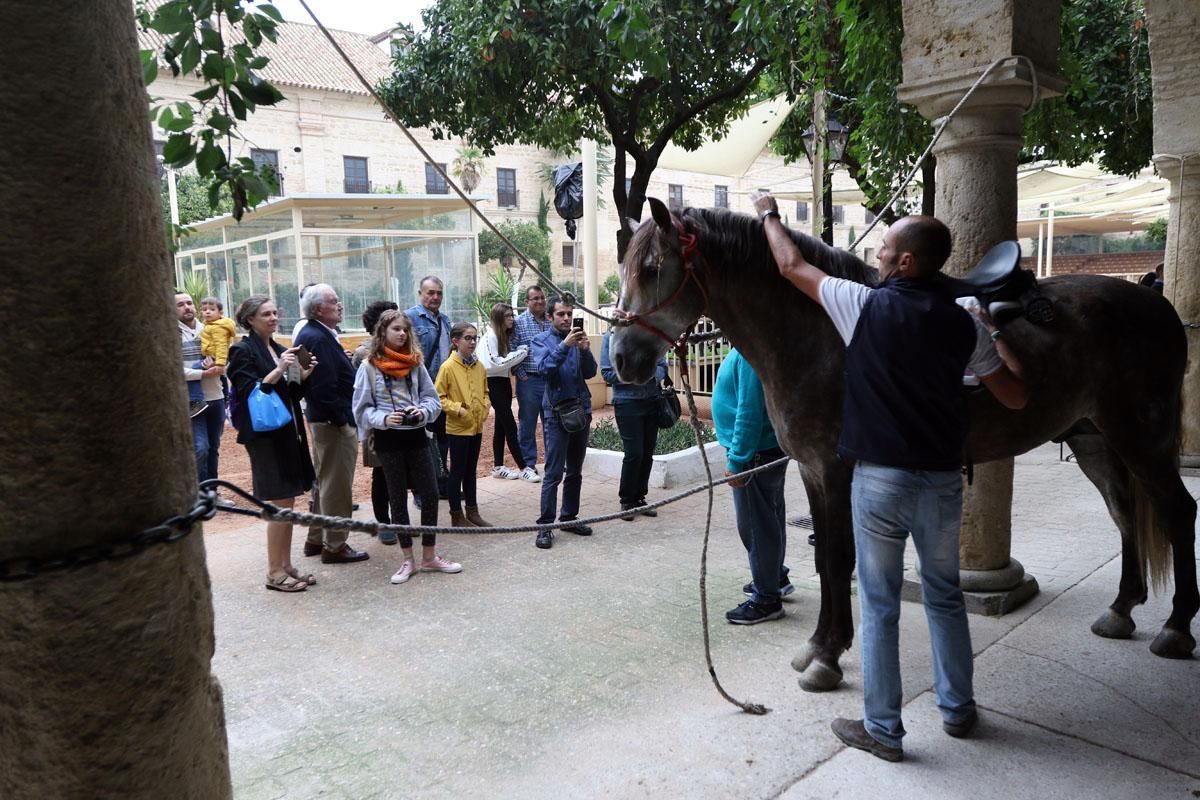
[599,331,667,403]
[711,349,779,473]
[533,327,597,412]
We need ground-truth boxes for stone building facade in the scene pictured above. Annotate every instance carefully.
[141,19,881,293]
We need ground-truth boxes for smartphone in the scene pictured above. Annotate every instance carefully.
[572,317,584,332]
[295,345,312,370]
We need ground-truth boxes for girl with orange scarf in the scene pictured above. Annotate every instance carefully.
[352,309,462,585]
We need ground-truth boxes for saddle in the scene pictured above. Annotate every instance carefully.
[939,241,1054,325]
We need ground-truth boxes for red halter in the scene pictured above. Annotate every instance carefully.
[614,215,710,350]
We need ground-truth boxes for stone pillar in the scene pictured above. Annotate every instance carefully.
[897,0,1064,614]
[1146,1,1200,462]
[0,3,231,798]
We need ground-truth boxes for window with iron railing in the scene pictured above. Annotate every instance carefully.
[425,163,448,194]
[796,201,809,222]
[562,242,575,267]
[251,148,283,196]
[714,185,728,208]
[343,156,369,193]
[832,204,845,224]
[497,168,518,208]
[668,184,684,210]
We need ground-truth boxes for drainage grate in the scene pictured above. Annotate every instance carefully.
[788,515,814,530]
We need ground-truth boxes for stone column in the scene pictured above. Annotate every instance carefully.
[0,3,231,798]
[1146,1,1200,462]
[898,0,1064,614]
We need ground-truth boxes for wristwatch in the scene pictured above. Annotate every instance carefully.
[759,208,781,223]
[989,329,1003,342]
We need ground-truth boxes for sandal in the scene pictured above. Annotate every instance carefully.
[286,567,316,586]
[265,574,308,592]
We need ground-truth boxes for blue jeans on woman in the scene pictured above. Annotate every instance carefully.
[516,375,547,467]
[851,461,976,750]
[732,448,790,604]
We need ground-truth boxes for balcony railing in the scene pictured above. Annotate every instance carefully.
[497,189,520,209]
[343,178,372,194]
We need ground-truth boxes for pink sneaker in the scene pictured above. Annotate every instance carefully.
[421,554,463,574]
[390,560,415,584]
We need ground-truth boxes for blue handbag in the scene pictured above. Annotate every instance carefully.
[247,381,292,432]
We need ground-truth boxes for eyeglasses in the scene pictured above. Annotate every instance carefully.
[460,335,478,342]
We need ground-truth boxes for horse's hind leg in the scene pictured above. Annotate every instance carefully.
[1066,433,1145,638]
[1099,425,1199,659]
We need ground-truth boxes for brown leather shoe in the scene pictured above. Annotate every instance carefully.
[831,718,903,762]
[320,544,369,564]
[465,506,493,527]
[450,510,478,528]
[303,541,323,557]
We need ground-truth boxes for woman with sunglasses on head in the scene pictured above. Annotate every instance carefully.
[435,322,493,528]
[352,309,458,585]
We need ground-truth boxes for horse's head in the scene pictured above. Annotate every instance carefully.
[609,198,707,384]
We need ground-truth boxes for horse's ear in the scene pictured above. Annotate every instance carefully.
[648,197,673,235]
[621,216,639,238]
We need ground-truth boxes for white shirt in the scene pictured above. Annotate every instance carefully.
[478,330,529,378]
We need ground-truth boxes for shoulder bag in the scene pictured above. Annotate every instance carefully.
[656,374,682,429]
[553,396,589,434]
[247,381,293,432]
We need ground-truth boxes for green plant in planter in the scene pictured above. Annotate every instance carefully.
[181,271,211,305]
[588,417,714,455]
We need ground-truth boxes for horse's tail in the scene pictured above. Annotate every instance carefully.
[1132,403,1180,595]
[1133,477,1173,595]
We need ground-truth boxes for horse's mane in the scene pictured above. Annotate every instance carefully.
[680,206,879,287]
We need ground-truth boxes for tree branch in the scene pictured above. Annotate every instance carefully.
[648,59,768,155]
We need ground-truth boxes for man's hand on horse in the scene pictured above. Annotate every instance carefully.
[750,189,778,218]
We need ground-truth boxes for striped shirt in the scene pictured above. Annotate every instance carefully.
[511,310,552,378]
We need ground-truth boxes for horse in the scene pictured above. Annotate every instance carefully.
[608,197,1198,692]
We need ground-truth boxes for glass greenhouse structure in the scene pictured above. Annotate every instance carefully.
[174,195,480,334]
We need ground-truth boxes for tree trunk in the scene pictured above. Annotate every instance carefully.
[922,154,937,216]
[0,3,231,798]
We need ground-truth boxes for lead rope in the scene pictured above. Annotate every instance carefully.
[676,338,769,715]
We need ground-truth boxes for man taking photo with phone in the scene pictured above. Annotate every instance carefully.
[531,297,596,549]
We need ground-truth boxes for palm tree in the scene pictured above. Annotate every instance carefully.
[452,145,485,193]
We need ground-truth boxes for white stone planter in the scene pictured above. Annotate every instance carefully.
[584,441,726,489]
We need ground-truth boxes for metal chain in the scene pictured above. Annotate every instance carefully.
[0,489,217,582]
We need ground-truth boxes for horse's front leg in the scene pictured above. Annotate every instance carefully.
[792,465,855,692]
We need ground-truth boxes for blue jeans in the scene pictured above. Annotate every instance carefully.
[537,410,590,524]
[732,449,790,604]
[192,400,226,483]
[614,398,658,507]
[516,375,547,466]
[851,461,976,749]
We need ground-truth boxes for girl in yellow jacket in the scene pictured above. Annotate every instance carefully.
[435,322,493,527]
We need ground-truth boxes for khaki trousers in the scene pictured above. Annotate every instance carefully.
[306,422,358,550]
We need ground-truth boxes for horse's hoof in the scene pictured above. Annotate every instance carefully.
[1149,627,1196,659]
[798,659,844,693]
[1090,609,1136,639]
[791,642,818,673]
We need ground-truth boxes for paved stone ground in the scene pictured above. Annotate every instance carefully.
[202,443,1200,799]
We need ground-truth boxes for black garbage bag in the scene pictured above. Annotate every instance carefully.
[553,162,584,221]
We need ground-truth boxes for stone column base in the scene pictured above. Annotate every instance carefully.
[902,558,1040,616]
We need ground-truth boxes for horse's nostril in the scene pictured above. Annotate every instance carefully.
[613,352,625,375]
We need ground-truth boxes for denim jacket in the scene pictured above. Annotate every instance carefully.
[599,330,667,403]
[533,328,597,412]
[405,303,452,379]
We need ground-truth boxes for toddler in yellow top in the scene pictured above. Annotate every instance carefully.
[435,322,493,527]
[199,297,238,366]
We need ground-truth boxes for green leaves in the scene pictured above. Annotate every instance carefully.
[140,0,286,221]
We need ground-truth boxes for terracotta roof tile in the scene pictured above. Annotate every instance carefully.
[138,14,393,96]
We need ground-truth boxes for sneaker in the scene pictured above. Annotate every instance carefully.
[725,599,785,625]
[742,582,797,599]
[390,560,415,584]
[831,718,903,762]
[561,523,593,536]
[379,530,398,546]
[943,710,978,738]
[188,400,208,419]
[519,466,542,483]
[421,554,462,574]
[491,466,517,480]
[620,506,637,522]
[535,530,554,549]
